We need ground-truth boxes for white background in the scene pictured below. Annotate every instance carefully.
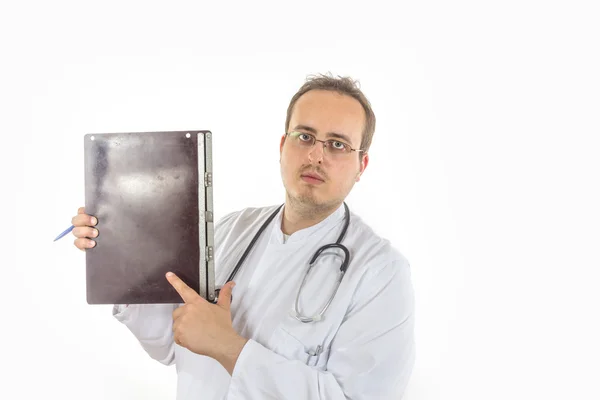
[1,1,599,399]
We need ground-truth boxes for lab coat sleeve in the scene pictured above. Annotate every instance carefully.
[227,259,416,399]
[112,303,181,366]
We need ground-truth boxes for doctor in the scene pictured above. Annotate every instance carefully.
[71,74,415,399]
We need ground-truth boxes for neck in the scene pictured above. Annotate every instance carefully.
[281,194,342,235]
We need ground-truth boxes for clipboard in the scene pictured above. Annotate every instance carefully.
[83,130,215,304]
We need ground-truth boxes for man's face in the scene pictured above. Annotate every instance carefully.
[280,89,369,212]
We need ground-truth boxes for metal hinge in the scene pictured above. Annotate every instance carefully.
[199,211,213,222]
[206,246,213,261]
[204,172,212,187]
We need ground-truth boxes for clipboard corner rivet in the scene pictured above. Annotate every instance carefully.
[185,133,191,138]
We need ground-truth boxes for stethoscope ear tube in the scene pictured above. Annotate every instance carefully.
[210,205,285,305]
[309,243,350,273]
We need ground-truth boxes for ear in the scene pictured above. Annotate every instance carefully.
[280,134,287,151]
[356,153,369,182]
[280,135,286,157]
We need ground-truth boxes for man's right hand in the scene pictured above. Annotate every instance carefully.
[71,207,99,251]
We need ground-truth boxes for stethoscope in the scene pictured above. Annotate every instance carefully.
[214,202,351,323]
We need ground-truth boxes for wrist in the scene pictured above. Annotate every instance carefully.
[214,333,249,375]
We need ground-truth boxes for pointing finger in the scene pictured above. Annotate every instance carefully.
[166,272,202,304]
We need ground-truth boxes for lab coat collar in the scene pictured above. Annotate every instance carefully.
[269,202,346,245]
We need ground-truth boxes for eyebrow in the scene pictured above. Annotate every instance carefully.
[293,125,354,145]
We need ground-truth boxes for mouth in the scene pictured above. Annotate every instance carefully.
[300,172,325,184]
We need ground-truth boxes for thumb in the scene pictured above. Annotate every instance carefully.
[217,281,235,311]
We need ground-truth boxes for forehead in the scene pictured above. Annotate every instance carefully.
[289,90,365,145]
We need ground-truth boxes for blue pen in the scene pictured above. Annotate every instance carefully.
[54,225,75,242]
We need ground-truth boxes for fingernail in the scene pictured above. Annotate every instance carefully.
[92,229,98,237]
[166,272,173,278]
[88,240,96,248]
[91,217,98,226]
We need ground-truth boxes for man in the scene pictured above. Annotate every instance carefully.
[71,74,416,399]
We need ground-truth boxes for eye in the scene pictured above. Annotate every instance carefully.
[295,133,315,143]
[331,141,347,151]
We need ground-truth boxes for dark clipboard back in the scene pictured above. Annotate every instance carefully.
[84,130,215,304]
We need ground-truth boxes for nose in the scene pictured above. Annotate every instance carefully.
[307,141,325,164]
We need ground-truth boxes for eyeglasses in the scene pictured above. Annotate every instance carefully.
[286,131,364,158]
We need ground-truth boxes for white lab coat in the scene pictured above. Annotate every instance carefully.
[113,203,415,399]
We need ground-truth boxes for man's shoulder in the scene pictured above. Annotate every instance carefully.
[345,210,413,312]
[347,209,410,271]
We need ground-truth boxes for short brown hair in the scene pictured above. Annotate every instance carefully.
[285,73,376,156]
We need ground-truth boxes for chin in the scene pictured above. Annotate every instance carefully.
[286,188,319,205]
[291,191,340,211]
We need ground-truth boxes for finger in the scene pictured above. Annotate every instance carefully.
[74,237,96,251]
[72,226,98,239]
[71,213,98,227]
[78,207,85,214]
[217,281,236,311]
[166,272,201,304]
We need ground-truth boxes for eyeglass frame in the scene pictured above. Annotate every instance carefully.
[285,131,366,156]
